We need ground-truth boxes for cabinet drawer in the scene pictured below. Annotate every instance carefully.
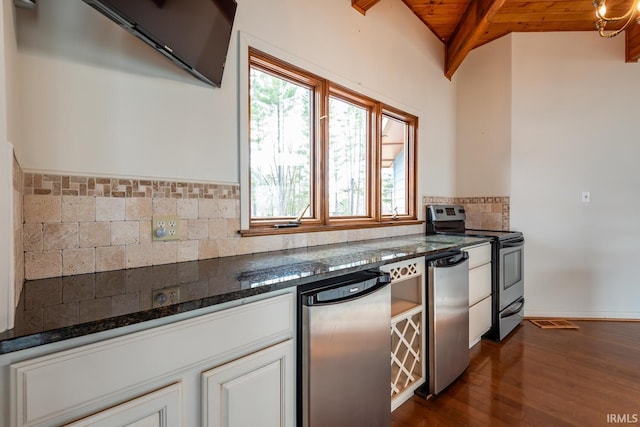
[464,243,491,269]
[469,296,492,348]
[469,263,491,306]
[11,293,294,427]
[64,383,182,427]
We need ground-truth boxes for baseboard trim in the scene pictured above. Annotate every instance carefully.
[524,316,640,322]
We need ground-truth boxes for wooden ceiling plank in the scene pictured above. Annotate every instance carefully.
[352,0,382,15]
[625,23,640,62]
[445,0,507,78]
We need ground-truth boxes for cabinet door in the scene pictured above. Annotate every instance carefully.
[202,340,294,427]
[64,383,182,427]
[469,296,492,348]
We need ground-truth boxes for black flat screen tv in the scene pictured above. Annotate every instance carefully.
[83,0,237,87]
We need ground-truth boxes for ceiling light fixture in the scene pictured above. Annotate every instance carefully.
[593,0,640,37]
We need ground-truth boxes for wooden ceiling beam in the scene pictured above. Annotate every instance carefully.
[352,0,382,15]
[444,0,507,79]
[626,23,640,62]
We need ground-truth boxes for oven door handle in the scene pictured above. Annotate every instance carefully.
[502,237,525,248]
[501,299,525,318]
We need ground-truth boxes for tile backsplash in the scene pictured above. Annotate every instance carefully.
[423,196,510,230]
[22,172,424,280]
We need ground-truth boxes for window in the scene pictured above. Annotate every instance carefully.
[247,48,417,232]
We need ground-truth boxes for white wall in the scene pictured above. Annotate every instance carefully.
[14,0,457,198]
[455,35,511,196]
[510,32,640,318]
[1,0,18,331]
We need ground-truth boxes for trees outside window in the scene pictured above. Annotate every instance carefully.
[248,48,417,230]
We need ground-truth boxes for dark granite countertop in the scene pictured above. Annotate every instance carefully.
[0,234,489,354]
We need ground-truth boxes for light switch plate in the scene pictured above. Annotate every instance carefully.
[152,215,180,241]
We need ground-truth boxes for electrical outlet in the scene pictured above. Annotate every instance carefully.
[152,215,180,241]
[152,286,180,308]
[581,191,591,203]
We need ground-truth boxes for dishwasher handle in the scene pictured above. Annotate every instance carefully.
[302,271,390,306]
[428,251,469,268]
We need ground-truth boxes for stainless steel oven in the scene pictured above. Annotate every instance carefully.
[497,236,525,341]
[426,204,525,342]
[499,236,524,311]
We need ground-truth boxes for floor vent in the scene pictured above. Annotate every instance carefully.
[529,319,579,329]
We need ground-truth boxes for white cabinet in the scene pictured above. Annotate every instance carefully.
[64,383,182,427]
[381,259,426,411]
[8,292,295,427]
[463,243,492,348]
[202,340,294,427]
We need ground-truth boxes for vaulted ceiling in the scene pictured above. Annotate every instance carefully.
[352,0,640,78]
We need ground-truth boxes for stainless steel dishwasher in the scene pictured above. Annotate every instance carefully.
[417,251,470,397]
[298,270,391,427]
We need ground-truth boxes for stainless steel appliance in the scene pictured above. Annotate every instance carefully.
[298,270,391,427]
[423,251,470,395]
[426,204,525,341]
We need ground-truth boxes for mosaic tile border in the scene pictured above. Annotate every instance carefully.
[24,173,240,200]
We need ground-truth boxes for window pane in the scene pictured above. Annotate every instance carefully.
[381,115,408,216]
[328,97,368,217]
[250,67,312,219]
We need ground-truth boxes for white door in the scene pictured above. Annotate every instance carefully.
[64,383,182,427]
[202,340,294,427]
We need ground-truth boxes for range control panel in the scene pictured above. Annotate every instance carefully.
[427,205,466,222]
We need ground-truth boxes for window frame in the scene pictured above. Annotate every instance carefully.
[248,48,326,228]
[242,44,418,234]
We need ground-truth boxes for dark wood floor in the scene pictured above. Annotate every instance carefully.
[392,320,640,427]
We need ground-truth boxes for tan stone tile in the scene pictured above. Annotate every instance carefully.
[226,218,240,237]
[152,198,177,215]
[208,219,227,239]
[188,219,209,240]
[139,220,152,244]
[24,195,61,223]
[236,237,254,255]
[177,199,198,219]
[283,233,307,250]
[62,196,95,222]
[79,222,110,248]
[96,197,125,221]
[177,240,198,262]
[23,223,43,252]
[307,231,326,247]
[152,241,178,265]
[126,244,153,269]
[63,248,95,276]
[347,229,366,242]
[25,251,62,280]
[96,246,126,272]
[323,230,349,245]
[198,199,219,219]
[198,239,219,259]
[178,219,188,241]
[125,198,152,220]
[217,237,240,257]
[44,223,79,250]
[251,235,283,254]
[111,221,140,245]
[219,199,239,219]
